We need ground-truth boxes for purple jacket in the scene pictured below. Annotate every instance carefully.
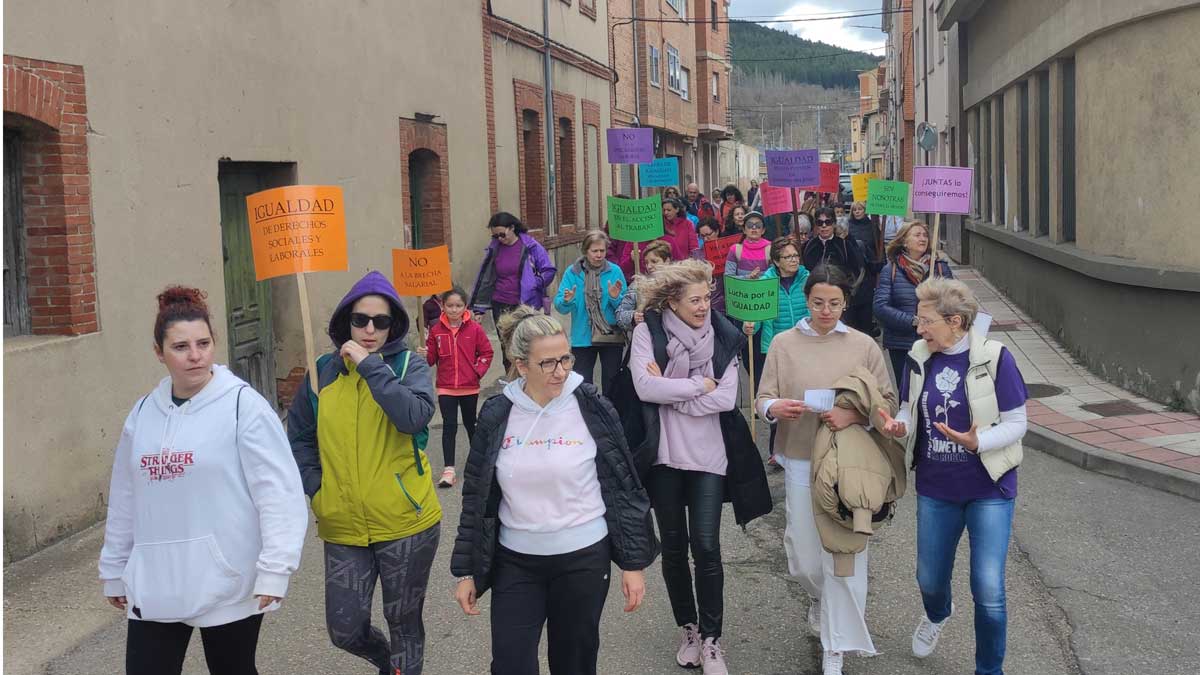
[469,233,557,313]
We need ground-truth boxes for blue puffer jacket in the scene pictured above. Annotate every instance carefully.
[756,265,811,352]
[554,259,626,347]
[873,258,953,350]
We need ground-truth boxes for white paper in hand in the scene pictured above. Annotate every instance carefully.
[803,389,836,413]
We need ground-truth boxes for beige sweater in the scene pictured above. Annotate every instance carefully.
[755,326,895,461]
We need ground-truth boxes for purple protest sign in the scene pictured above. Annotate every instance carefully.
[606,127,654,164]
[765,149,819,188]
[912,165,973,214]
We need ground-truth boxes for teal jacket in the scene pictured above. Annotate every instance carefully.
[758,265,811,352]
[554,259,626,347]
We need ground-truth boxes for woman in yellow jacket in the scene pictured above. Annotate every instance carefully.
[288,271,440,675]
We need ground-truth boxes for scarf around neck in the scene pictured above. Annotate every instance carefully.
[661,308,715,379]
[897,252,931,286]
[581,259,617,340]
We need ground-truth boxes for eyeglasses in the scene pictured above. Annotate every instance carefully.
[915,315,948,328]
[745,222,765,230]
[779,254,801,261]
[816,219,833,225]
[533,354,576,374]
[350,313,394,330]
[808,300,845,313]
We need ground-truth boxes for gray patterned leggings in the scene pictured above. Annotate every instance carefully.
[323,524,440,675]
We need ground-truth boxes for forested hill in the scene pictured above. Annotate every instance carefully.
[730,21,881,89]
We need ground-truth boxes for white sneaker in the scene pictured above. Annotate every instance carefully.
[822,650,844,675]
[807,599,822,637]
[912,602,954,658]
[700,637,728,675]
[675,623,701,668]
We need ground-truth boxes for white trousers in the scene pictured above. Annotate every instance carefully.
[779,456,877,655]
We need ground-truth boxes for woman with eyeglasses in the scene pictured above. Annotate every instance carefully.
[470,212,558,372]
[755,265,896,675]
[287,271,441,675]
[803,208,868,334]
[451,305,656,675]
[873,220,953,385]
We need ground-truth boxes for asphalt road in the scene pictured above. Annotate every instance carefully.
[9,392,1199,674]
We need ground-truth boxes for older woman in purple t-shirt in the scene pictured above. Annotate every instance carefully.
[878,278,1029,675]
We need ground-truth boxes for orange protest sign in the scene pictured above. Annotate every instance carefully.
[704,234,741,276]
[246,185,348,281]
[392,245,453,297]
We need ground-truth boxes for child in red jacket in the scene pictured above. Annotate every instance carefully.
[419,287,494,487]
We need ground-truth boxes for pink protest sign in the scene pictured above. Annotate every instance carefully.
[760,183,794,216]
[606,127,654,164]
[799,162,841,194]
[911,166,973,214]
[765,149,819,187]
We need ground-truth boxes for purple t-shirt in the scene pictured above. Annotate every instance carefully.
[492,240,524,305]
[905,347,1028,502]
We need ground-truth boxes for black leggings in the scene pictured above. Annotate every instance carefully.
[126,613,263,675]
[438,394,478,468]
[650,466,726,640]
[571,345,623,393]
[491,302,520,373]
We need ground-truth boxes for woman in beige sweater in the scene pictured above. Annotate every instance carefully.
[754,265,895,675]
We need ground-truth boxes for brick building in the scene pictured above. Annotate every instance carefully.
[609,0,732,196]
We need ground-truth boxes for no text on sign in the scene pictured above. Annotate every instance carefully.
[759,183,793,217]
[851,173,877,202]
[724,276,779,322]
[865,179,911,217]
[392,245,453,297]
[246,185,348,281]
[606,127,654,164]
[765,149,820,188]
[911,166,973,215]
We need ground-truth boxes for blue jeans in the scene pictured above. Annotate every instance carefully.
[916,495,1014,675]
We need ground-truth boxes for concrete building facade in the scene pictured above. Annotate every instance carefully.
[938,0,1200,413]
[2,0,613,560]
[882,0,915,182]
[609,0,732,196]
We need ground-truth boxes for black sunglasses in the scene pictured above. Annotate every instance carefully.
[349,313,394,330]
[816,219,833,225]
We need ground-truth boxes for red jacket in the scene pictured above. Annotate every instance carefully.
[425,313,494,392]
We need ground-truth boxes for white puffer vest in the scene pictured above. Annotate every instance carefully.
[902,328,1023,483]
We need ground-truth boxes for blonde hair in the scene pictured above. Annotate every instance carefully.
[915,277,979,331]
[851,200,866,213]
[580,229,609,253]
[496,305,565,374]
[635,259,712,311]
[886,220,929,261]
[641,239,672,263]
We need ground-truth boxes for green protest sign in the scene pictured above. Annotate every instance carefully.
[724,276,779,322]
[606,194,664,243]
[866,179,911,217]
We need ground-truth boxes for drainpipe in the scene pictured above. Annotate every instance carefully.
[543,0,558,234]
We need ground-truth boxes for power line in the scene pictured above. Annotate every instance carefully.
[612,9,912,26]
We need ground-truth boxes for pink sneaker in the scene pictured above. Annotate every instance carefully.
[438,467,456,488]
[676,623,701,668]
[701,637,729,675]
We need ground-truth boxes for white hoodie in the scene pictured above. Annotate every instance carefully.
[98,365,309,627]
[496,372,608,556]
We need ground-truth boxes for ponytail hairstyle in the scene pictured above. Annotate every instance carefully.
[487,211,527,234]
[154,286,214,348]
[496,305,566,378]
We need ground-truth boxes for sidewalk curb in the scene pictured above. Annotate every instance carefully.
[1026,423,1200,502]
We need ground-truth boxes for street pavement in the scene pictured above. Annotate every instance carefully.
[8,398,1199,674]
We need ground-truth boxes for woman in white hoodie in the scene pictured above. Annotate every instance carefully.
[98,286,309,675]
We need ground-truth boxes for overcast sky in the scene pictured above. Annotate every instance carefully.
[728,0,887,55]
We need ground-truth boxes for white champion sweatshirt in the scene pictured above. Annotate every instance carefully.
[495,372,609,555]
[98,365,309,627]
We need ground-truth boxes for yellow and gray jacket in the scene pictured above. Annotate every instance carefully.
[287,272,441,546]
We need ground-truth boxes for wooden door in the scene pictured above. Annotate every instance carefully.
[218,166,276,404]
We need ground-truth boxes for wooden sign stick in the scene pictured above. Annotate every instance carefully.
[296,272,319,393]
[930,211,942,276]
[749,342,757,438]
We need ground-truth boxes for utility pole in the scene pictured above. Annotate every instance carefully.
[779,102,784,148]
[816,106,822,153]
[542,0,557,234]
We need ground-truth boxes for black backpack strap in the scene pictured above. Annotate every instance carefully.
[234,385,248,438]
